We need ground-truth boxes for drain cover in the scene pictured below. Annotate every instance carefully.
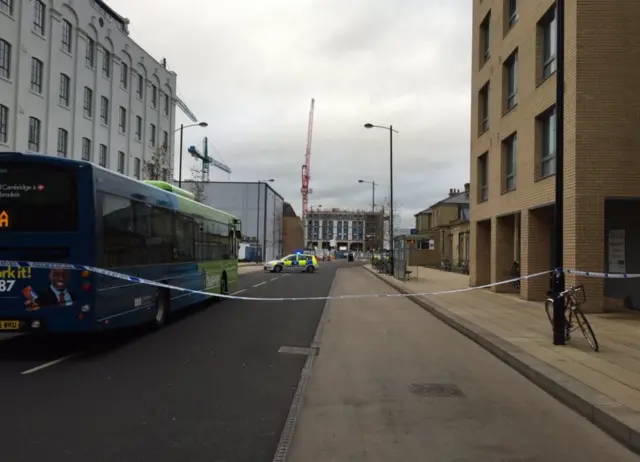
[278,346,317,356]
[409,383,464,397]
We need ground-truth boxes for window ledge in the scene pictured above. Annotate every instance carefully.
[535,172,556,183]
[536,70,556,88]
[502,102,518,117]
[501,187,516,196]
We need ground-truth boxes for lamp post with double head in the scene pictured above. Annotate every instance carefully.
[175,121,208,187]
[358,179,377,251]
[364,123,398,273]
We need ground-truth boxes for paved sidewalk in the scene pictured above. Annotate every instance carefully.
[365,264,640,454]
[286,267,637,461]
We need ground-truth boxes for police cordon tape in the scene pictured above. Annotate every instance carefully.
[1,260,639,301]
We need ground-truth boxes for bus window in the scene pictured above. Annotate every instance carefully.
[174,215,195,262]
[0,163,77,231]
[102,194,145,268]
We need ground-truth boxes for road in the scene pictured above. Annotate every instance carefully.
[0,261,353,462]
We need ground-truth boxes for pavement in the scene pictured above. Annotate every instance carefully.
[365,264,640,456]
[0,261,357,462]
[286,267,639,461]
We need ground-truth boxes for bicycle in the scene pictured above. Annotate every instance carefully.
[544,285,599,352]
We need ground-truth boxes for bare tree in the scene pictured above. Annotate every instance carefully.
[189,165,207,203]
[143,144,173,182]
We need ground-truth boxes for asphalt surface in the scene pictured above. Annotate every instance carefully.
[0,261,357,462]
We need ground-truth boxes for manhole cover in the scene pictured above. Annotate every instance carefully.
[409,383,464,397]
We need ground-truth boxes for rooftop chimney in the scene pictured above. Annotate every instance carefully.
[464,183,470,193]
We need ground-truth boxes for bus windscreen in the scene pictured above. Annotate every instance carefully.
[0,163,77,231]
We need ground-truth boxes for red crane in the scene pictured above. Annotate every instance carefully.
[301,98,315,221]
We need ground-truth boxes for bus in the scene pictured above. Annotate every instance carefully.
[0,152,241,333]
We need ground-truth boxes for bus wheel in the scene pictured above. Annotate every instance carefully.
[154,290,169,328]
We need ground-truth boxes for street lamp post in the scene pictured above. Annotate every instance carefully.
[364,123,398,274]
[175,121,208,187]
[257,179,274,262]
[358,179,377,213]
[552,0,566,346]
[358,179,377,251]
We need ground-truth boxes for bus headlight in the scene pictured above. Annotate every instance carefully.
[31,320,41,329]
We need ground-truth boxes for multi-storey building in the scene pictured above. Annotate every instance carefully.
[305,208,385,252]
[0,0,177,178]
[470,0,640,311]
[181,180,285,262]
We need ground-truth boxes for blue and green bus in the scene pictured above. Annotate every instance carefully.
[0,152,241,333]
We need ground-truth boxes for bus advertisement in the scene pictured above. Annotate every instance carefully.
[0,152,241,333]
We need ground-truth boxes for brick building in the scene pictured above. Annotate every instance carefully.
[469,0,640,311]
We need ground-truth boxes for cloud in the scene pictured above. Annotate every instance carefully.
[107,0,471,226]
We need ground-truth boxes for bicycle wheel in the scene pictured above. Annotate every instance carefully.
[544,298,554,326]
[573,308,599,352]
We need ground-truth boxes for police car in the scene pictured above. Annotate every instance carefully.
[264,253,319,273]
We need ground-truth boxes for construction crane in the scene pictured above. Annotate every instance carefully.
[301,98,315,221]
[188,137,232,181]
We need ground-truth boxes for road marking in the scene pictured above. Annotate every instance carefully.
[231,289,246,295]
[21,352,82,375]
[270,277,280,281]
[253,281,266,288]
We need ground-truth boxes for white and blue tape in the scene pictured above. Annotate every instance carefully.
[0,260,637,301]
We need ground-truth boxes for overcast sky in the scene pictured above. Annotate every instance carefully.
[109,0,471,227]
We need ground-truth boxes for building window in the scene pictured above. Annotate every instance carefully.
[57,128,68,157]
[59,73,70,107]
[83,87,93,118]
[480,12,490,65]
[504,50,517,111]
[99,144,107,167]
[151,84,157,108]
[30,58,43,94]
[502,133,517,192]
[135,116,142,140]
[120,62,128,89]
[137,74,143,99]
[86,37,95,68]
[506,0,518,30]
[81,137,91,161]
[0,39,10,79]
[28,117,40,152]
[477,153,488,202]
[163,93,169,116]
[150,124,156,146]
[162,130,168,149]
[100,96,109,125]
[0,104,8,144]
[539,6,557,79]
[0,0,14,16]
[61,20,72,53]
[32,0,45,36]
[117,151,125,173]
[478,82,489,134]
[102,49,111,78]
[119,107,126,133]
[134,157,141,179]
[538,106,556,178]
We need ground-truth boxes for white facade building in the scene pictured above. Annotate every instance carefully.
[0,0,177,178]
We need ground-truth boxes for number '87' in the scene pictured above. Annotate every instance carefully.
[0,280,15,292]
